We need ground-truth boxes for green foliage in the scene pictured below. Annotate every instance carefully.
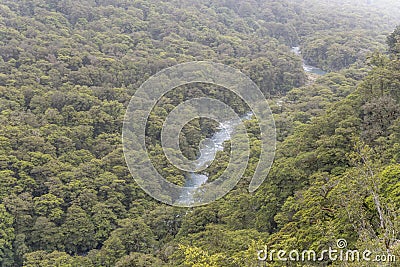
[387,26,400,57]
[0,204,14,266]
[115,252,167,267]
[62,204,97,254]
[265,47,400,265]
[0,0,399,266]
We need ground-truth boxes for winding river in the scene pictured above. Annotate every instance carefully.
[291,46,327,75]
[178,49,326,204]
[178,112,253,204]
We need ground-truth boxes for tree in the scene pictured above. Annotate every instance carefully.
[95,236,125,267]
[0,204,14,266]
[23,251,74,267]
[387,26,400,57]
[62,204,97,254]
[33,193,64,222]
[29,217,63,252]
[115,252,167,267]
[110,218,156,254]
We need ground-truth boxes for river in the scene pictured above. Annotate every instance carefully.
[178,112,253,205]
[178,49,325,205]
[291,46,327,75]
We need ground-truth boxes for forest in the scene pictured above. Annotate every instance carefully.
[0,0,400,266]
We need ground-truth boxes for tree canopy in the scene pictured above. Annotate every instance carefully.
[0,0,399,266]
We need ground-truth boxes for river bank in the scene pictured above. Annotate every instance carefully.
[291,46,327,84]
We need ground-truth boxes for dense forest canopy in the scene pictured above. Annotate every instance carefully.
[0,0,399,266]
